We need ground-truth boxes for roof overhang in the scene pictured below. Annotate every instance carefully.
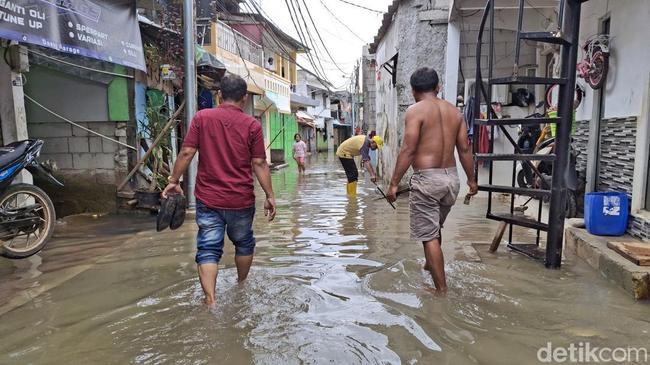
[290,93,319,108]
[449,0,560,21]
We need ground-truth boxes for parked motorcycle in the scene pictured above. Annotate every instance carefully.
[0,139,62,259]
[515,136,579,218]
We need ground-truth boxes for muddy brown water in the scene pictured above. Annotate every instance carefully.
[1,156,649,364]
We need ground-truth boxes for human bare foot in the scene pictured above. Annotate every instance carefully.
[424,285,448,297]
[204,297,216,308]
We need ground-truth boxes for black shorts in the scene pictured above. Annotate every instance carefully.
[339,157,358,183]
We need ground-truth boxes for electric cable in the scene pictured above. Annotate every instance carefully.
[329,0,383,14]
[284,0,330,81]
[298,0,347,75]
[24,94,137,151]
[317,0,365,42]
[242,0,336,89]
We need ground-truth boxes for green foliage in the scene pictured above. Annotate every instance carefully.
[139,103,173,192]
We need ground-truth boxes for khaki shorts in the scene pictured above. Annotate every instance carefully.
[409,168,460,241]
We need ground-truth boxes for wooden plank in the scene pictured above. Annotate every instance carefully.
[607,241,650,266]
[489,222,508,253]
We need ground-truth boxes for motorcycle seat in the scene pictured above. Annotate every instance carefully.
[0,140,30,168]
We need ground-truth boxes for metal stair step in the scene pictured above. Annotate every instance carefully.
[490,76,567,85]
[507,243,546,261]
[487,213,549,231]
[475,118,560,126]
[478,185,551,198]
[519,31,570,45]
[475,153,556,162]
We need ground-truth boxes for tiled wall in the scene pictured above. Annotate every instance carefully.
[573,120,590,179]
[597,117,637,197]
[629,215,650,241]
[572,116,649,241]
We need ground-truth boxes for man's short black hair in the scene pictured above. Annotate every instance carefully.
[220,74,248,101]
[410,67,439,93]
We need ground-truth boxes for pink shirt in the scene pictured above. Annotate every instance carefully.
[293,141,307,158]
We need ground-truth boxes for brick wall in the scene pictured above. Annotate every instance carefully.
[27,121,129,216]
[597,117,637,197]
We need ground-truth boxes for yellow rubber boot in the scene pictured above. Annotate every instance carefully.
[346,181,358,197]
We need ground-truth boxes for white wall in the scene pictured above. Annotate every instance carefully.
[576,0,650,121]
[577,0,650,214]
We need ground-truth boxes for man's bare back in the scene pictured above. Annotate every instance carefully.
[408,97,464,171]
[387,66,477,293]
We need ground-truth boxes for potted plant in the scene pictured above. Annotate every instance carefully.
[136,102,174,209]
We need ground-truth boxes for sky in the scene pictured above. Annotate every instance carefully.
[256,0,394,90]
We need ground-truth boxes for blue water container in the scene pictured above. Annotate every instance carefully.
[584,192,629,236]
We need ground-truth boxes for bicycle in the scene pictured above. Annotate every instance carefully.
[576,34,610,90]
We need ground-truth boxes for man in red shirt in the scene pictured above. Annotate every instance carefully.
[162,75,276,306]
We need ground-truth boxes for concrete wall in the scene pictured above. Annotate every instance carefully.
[373,0,450,185]
[24,66,129,216]
[361,45,376,134]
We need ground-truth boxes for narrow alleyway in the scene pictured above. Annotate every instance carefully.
[1,155,649,364]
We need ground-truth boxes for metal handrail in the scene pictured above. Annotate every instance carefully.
[472,0,551,192]
[216,20,263,66]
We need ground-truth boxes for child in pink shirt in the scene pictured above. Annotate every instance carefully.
[292,133,307,173]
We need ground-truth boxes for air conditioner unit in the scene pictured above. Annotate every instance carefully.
[464,79,510,104]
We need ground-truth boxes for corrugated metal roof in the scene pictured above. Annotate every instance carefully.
[368,0,402,54]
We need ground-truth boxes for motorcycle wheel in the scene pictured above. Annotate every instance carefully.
[517,170,530,188]
[588,51,609,90]
[0,184,56,259]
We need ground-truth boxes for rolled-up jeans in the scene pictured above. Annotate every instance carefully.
[195,200,256,265]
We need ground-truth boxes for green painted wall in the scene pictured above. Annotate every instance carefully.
[268,111,299,163]
[108,65,129,121]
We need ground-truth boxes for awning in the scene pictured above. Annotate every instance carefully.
[332,119,352,128]
[296,111,316,128]
[254,94,276,111]
[296,110,315,121]
[196,45,227,71]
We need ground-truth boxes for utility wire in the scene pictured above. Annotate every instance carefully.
[318,0,365,42]
[24,94,137,151]
[29,49,134,78]
[291,0,334,76]
[242,0,337,89]
[330,0,383,14]
[213,1,265,91]
[242,0,335,89]
[298,0,347,75]
[284,0,329,81]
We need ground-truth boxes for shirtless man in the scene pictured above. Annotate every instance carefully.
[386,67,478,293]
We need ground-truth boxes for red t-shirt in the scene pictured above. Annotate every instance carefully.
[182,103,266,209]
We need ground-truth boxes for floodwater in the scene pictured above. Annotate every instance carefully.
[1,155,649,364]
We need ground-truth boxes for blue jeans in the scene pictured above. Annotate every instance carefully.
[195,200,256,265]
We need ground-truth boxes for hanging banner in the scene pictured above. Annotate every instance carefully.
[0,0,146,70]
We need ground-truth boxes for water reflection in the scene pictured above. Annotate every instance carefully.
[0,154,649,364]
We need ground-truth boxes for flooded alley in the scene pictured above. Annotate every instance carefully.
[1,156,649,365]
